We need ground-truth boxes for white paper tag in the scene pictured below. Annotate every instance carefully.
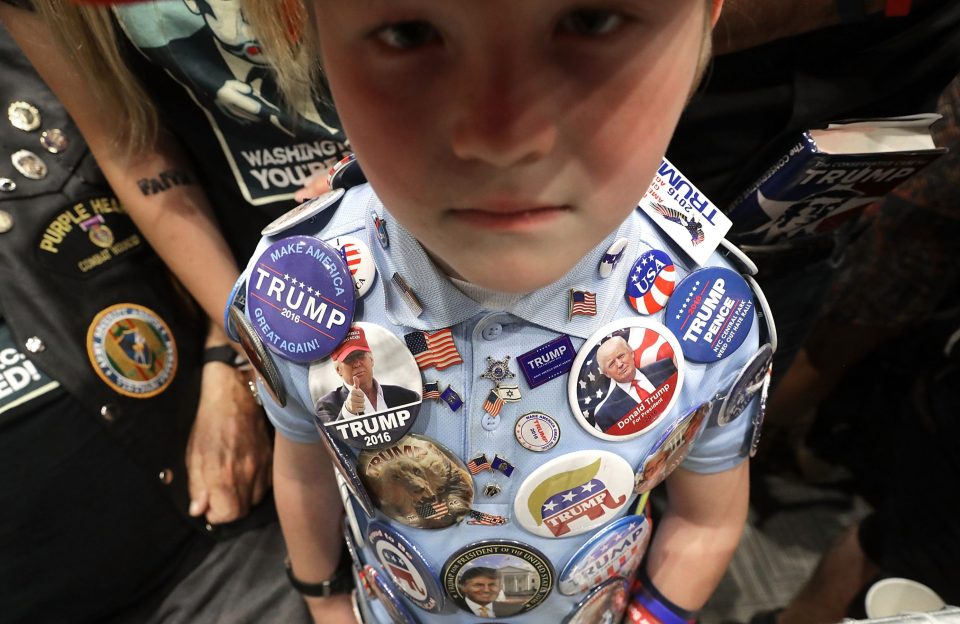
[637,158,732,266]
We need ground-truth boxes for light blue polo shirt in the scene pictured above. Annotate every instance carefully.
[242,183,764,623]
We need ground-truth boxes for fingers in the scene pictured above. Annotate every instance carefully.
[294,169,332,203]
[353,375,360,387]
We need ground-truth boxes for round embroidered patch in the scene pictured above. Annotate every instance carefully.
[86,303,177,398]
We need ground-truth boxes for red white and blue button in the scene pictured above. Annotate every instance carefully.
[367,521,444,613]
[558,514,652,595]
[626,249,677,315]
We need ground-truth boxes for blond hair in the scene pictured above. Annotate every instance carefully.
[28,0,157,156]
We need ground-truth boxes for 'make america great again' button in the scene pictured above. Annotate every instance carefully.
[247,235,355,363]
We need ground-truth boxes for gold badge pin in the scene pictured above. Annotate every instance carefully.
[11,149,47,180]
[40,129,69,154]
[8,101,41,132]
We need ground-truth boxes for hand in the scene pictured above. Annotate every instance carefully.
[215,79,265,124]
[304,593,357,624]
[294,170,332,203]
[186,362,273,524]
[347,376,365,415]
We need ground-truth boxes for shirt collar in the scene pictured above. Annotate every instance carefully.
[365,187,643,339]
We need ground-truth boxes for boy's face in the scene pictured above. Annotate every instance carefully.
[314,0,711,292]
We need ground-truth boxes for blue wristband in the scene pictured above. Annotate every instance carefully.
[628,569,698,624]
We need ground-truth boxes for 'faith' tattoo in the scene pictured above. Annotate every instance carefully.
[137,168,194,196]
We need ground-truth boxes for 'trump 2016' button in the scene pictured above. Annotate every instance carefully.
[247,235,355,363]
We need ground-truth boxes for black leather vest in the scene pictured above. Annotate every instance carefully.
[0,26,206,522]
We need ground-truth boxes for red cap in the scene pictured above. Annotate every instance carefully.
[331,326,371,362]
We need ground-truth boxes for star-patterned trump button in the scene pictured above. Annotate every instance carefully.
[514,450,634,538]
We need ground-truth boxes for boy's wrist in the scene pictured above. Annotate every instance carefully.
[627,569,699,624]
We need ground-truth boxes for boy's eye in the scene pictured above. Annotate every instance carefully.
[374,21,440,50]
[558,9,625,37]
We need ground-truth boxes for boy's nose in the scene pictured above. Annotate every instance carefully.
[449,70,557,168]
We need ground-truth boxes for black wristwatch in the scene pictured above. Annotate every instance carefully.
[284,548,353,597]
[202,345,244,368]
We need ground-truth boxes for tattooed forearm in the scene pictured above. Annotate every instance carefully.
[137,168,195,196]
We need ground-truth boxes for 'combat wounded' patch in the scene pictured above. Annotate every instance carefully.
[35,196,143,278]
[86,303,177,398]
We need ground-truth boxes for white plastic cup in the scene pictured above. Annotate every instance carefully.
[865,578,946,619]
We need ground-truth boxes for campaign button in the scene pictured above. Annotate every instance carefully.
[261,188,344,237]
[367,521,444,613]
[558,515,652,595]
[341,512,363,571]
[665,267,755,362]
[746,275,777,354]
[563,577,629,624]
[517,335,575,389]
[569,317,684,440]
[8,101,40,132]
[319,424,376,517]
[742,361,773,458]
[718,343,773,427]
[0,210,12,233]
[599,237,630,278]
[310,323,422,450]
[328,153,367,190]
[336,469,367,549]
[229,305,287,408]
[718,238,758,275]
[357,434,474,529]
[514,411,561,452]
[626,249,678,315]
[329,235,376,298]
[634,402,710,495]
[224,274,247,343]
[246,235,355,363]
[364,565,421,624]
[12,149,47,180]
[514,450,634,538]
[441,540,554,617]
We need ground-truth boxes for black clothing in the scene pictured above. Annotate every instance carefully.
[669,0,960,211]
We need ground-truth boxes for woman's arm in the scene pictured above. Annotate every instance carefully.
[1,3,240,324]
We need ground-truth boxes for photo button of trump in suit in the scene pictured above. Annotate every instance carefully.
[569,319,685,441]
[309,323,422,449]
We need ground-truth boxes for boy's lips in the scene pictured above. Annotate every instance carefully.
[449,202,570,231]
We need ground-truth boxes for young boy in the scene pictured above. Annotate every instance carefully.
[235,1,766,622]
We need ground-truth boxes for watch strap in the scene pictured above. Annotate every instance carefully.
[203,345,243,368]
[284,548,353,597]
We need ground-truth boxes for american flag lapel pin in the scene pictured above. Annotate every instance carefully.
[569,288,598,320]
